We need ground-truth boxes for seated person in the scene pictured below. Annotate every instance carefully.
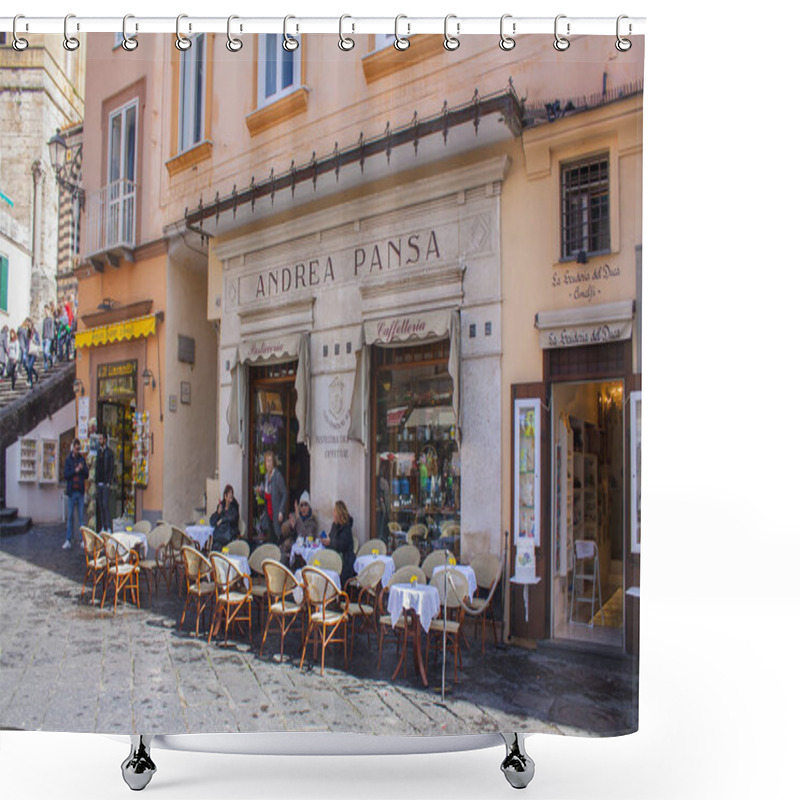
[280,490,319,563]
[319,500,356,583]
[210,484,240,551]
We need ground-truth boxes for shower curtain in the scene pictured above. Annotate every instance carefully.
[0,19,643,743]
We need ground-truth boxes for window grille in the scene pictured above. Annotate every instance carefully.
[560,154,610,259]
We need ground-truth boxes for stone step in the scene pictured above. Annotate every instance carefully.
[0,506,20,522]
[0,516,32,537]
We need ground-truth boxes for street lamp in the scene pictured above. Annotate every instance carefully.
[47,128,84,206]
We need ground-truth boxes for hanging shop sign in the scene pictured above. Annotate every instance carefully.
[98,359,137,399]
[75,314,157,350]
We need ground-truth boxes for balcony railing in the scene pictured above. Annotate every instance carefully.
[84,179,137,259]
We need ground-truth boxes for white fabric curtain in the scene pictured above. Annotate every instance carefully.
[348,308,461,445]
[225,331,311,448]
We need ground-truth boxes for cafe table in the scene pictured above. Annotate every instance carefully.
[289,538,325,567]
[110,531,149,559]
[386,582,441,687]
[185,523,214,551]
[292,567,341,605]
[353,553,395,586]
[431,563,478,601]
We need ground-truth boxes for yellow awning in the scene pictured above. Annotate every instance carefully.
[75,314,157,349]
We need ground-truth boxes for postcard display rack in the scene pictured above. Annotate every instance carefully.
[0,13,647,794]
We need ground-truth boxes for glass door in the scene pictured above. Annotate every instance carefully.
[107,99,137,247]
[99,400,135,522]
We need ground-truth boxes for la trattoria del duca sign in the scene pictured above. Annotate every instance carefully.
[236,228,445,306]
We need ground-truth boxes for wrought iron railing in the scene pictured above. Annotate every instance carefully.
[84,179,136,257]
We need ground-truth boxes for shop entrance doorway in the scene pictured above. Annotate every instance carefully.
[551,379,625,648]
[247,361,310,540]
[98,399,136,523]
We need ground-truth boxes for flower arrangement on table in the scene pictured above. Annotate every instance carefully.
[410,575,418,584]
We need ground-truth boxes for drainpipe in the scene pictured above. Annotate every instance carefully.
[30,160,44,322]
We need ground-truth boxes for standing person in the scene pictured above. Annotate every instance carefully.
[57,304,70,361]
[41,305,55,371]
[376,458,391,544]
[23,319,39,387]
[66,294,77,359]
[257,450,286,544]
[63,439,87,550]
[0,324,8,381]
[280,490,319,563]
[210,484,240,551]
[95,431,115,532]
[320,500,356,583]
[16,321,30,386]
[5,328,19,390]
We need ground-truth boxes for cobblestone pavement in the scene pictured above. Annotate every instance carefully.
[1,525,637,738]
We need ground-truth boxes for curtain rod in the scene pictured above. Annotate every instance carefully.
[1,15,646,38]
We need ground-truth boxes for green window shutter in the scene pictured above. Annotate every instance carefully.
[0,255,9,312]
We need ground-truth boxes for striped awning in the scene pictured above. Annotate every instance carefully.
[75,314,157,349]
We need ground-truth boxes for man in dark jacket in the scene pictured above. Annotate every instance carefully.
[95,431,115,532]
[63,439,87,550]
[210,484,240,550]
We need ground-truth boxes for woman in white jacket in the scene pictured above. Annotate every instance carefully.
[5,328,20,390]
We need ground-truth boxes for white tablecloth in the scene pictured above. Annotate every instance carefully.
[293,567,341,605]
[110,532,148,559]
[353,554,395,586]
[432,564,477,601]
[213,553,251,585]
[185,524,214,550]
[290,539,325,565]
[387,583,441,633]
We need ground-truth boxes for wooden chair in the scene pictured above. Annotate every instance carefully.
[406,523,428,550]
[179,546,215,636]
[306,548,342,574]
[208,552,253,645]
[238,516,247,539]
[376,566,426,671]
[165,526,196,594]
[391,544,421,570]
[426,569,470,684]
[299,566,350,674]
[260,559,304,660]
[224,539,250,558]
[356,539,387,557]
[139,523,172,602]
[342,559,384,651]
[79,526,106,605]
[465,552,503,653]
[100,533,141,613]
[421,549,452,581]
[132,520,152,535]
[249,543,282,625]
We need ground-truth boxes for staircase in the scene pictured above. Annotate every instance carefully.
[0,505,31,537]
[0,359,76,527]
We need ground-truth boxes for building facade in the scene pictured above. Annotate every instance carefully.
[0,33,84,328]
[76,31,643,652]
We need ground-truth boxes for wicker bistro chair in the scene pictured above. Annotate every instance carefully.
[307,547,343,575]
[376,566,427,672]
[224,539,250,558]
[356,539,387,558]
[259,559,304,660]
[100,533,141,613]
[79,526,107,604]
[208,552,253,645]
[406,523,428,550]
[165,527,196,594]
[391,544,421,570]
[299,566,350,675]
[249,544,282,626]
[132,520,152,535]
[465,553,504,653]
[426,569,470,684]
[342,559,385,651]
[421,549,455,581]
[179,546,216,636]
[138,523,173,603]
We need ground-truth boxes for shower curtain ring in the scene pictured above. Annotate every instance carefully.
[283,15,299,51]
[121,15,138,51]
[499,14,515,51]
[615,15,632,51]
[338,15,355,51]
[63,14,80,51]
[12,15,29,51]
[554,14,570,51]
[394,15,410,51]
[227,15,243,52]
[443,14,460,51]
[175,14,191,51]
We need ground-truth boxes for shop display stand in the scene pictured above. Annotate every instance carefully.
[18,438,38,482]
[120,732,535,791]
